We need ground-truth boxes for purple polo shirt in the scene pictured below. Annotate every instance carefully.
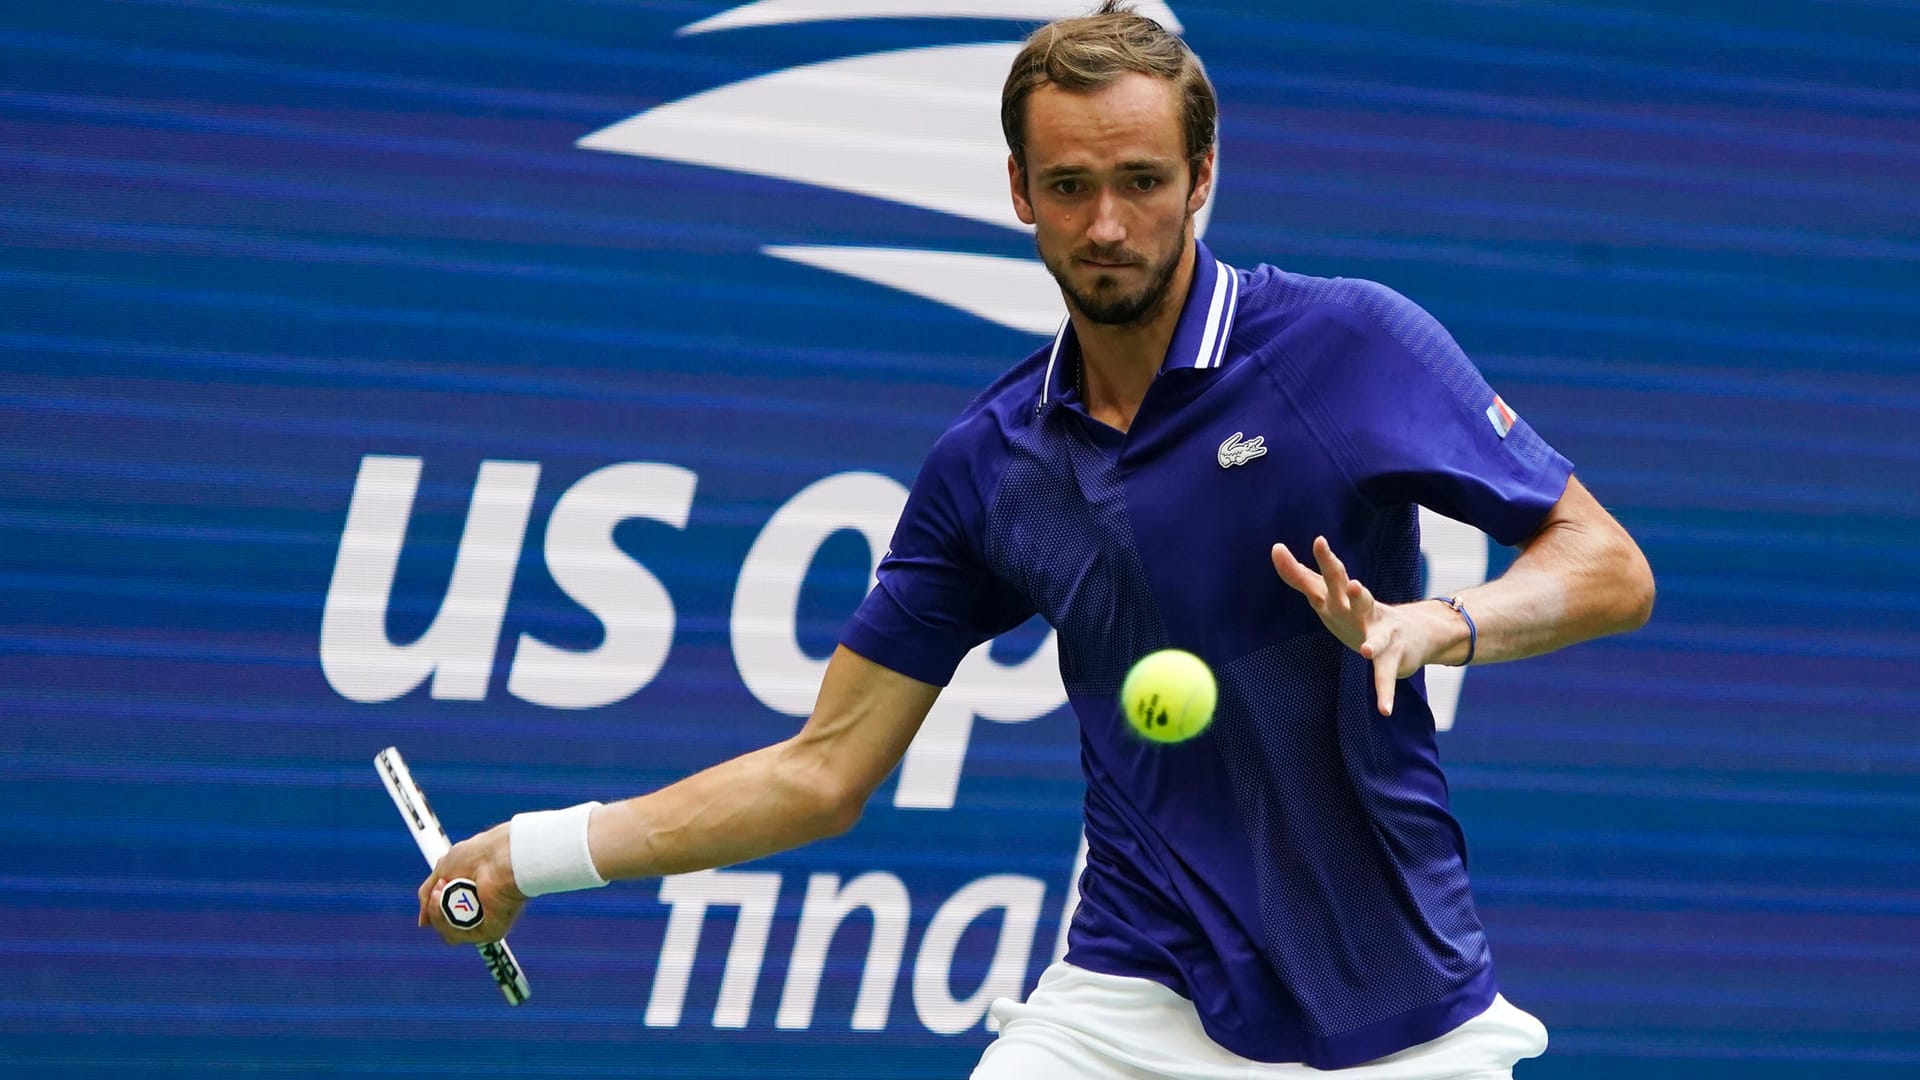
[841,240,1573,1068]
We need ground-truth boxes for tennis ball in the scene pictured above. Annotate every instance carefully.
[1121,649,1217,743]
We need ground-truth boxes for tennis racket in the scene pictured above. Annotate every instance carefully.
[375,746,532,1006]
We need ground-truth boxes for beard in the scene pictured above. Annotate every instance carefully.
[1039,231,1186,327]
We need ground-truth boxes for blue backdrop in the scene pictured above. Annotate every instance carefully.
[4,2,1918,1077]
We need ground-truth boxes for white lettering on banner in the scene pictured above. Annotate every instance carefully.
[1417,507,1491,732]
[321,461,1485,731]
[730,472,1068,810]
[776,872,911,1031]
[507,462,697,709]
[321,455,539,703]
[913,874,1046,1035]
[320,455,698,709]
[731,472,901,715]
[900,636,1063,809]
[647,868,783,1029]
[648,867,1050,1035]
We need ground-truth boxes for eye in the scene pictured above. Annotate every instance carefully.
[1131,176,1160,192]
[1052,179,1083,196]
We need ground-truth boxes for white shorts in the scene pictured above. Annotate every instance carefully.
[973,962,1549,1080]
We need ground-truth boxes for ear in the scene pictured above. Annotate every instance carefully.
[1009,154,1037,226]
[1187,148,1216,216]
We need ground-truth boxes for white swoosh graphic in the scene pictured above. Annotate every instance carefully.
[578,6,1211,333]
[580,41,1215,237]
[682,0,1182,36]
[766,245,1062,334]
[580,43,1025,231]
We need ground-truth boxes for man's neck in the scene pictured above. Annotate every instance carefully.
[1072,236,1197,434]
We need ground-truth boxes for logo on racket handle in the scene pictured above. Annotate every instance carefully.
[440,878,485,930]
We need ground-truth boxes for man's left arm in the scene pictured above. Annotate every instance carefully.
[1272,474,1654,715]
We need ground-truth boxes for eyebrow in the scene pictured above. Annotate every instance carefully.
[1036,159,1173,179]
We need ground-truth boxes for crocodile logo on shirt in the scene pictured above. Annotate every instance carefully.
[1217,432,1269,468]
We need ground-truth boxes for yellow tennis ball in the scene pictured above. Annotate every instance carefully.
[1121,649,1217,743]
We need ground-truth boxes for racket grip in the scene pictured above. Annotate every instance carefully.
[439,877,485,930]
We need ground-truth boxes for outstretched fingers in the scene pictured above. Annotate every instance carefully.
[1314,536,1351,608]
[1274,538,1399,715]
[1270,542,1328,609]
[1371,639,1398,716]
[1348,579,1375,630]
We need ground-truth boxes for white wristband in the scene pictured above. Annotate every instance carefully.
[509,802,609,897]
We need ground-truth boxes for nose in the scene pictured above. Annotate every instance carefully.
[1088,188,1126,248]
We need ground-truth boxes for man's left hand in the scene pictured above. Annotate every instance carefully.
[1270,536,1458,716]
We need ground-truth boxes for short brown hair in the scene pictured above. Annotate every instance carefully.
[1001,2,1218,181]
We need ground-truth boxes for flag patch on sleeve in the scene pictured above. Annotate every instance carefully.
[1485,394,1517,439]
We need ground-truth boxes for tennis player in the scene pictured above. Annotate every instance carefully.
[420,5,1654,1076]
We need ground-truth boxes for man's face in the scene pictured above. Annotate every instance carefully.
[1010,71,1214,327]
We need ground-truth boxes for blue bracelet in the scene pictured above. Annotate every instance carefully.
[1433,595,1477,667]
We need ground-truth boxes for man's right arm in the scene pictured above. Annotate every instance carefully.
[588,645,941,878]
[418,645,939,942]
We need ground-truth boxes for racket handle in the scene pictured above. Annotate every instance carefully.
[441,879,533,1006]
[377,747,532,1006]
[478,939,532,1005]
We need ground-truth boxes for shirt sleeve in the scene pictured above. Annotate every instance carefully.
[1292,281,1574,546]
[840,427,1036,686]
